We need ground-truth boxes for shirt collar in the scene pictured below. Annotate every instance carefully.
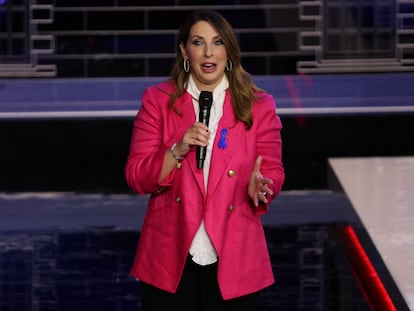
[186,75,229,101]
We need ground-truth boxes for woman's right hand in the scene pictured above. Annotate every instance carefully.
[159,122,210,182]
[174,122,210,158]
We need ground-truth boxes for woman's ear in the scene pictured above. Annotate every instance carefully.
[179,42,187,59]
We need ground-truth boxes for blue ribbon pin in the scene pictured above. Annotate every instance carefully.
[218,128,227,149]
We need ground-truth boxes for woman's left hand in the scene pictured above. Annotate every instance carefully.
[248,156,274,207]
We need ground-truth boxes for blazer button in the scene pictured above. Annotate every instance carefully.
[228,205,235,211]
[175,197,181,203]
[228,169,235,177]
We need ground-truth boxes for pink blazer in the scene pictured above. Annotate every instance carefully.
[125,81,285,300]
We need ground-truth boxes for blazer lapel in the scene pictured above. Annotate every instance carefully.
[172,92,205,195]
[207,93,244,197]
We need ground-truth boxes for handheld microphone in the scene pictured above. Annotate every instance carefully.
[196,91,213,169]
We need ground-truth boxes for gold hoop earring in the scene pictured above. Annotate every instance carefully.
[225,59,233,71]
[183,59,190,72]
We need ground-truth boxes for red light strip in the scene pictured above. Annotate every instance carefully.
[336,225,396,311]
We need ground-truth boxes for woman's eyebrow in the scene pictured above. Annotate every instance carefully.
[190,34,221,40]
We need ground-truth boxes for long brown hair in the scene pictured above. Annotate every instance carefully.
[169,9,265,129]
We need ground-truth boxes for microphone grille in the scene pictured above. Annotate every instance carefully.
[199,91,213,109]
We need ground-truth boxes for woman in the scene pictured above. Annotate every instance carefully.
[125,9,285,311]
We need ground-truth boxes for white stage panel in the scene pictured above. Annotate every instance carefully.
[329,156,414,310]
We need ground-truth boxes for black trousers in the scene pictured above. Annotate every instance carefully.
[140,255,258,311]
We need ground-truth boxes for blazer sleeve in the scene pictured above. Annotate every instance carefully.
[253,93,285,215]
[124,86,177,194]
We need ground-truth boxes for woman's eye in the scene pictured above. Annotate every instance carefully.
[215,39,224,45]
[192,40,203,46]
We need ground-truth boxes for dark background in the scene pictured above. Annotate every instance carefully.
[1,113,412,193]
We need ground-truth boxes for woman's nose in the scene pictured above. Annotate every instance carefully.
[205,44,213,57]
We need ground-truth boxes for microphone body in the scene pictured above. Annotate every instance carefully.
[196,91,213,168]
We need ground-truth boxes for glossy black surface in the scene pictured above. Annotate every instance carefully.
[0,192,370,310]
[0,225,370,310]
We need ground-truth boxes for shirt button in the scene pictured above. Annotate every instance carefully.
[228,205,235,211]
[175,197,181,203]
[228,169,235,177]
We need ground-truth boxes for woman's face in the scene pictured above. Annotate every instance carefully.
[180,21,228,92]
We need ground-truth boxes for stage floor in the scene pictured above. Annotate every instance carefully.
[0,190,368,310]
